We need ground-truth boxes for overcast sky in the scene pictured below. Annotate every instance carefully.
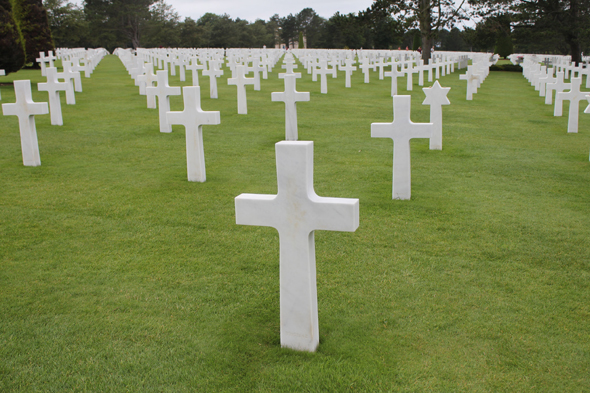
[71,0,377,22]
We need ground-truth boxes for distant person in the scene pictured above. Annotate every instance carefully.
[417,47,422,54]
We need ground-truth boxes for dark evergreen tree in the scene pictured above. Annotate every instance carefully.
[11,0,54,67]
[0,0,25,74]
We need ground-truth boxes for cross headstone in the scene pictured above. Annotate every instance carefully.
[422,81,451,150]
[404,62,418,91]
[235,141,359,352]
[2,80,49,166]
[313,60,332,94]
[271,74,310,140]
[546,71,571,107]
[36,52,51,77]
[57,61,79,105]
[371,95,433,200]
[186,56,206,87]
[202,60,224,99]
[384,64,401,97]
[228,64,255,115]
[339,59,356,88]
[37,67,68,125]
[555,77,590,133]
[146,70,181,133]
[166,86,220,182]
[459,66,480,100]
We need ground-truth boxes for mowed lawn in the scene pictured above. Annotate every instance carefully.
[1,54,589,392]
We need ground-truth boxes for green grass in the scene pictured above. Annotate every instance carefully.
[0,55,589,392]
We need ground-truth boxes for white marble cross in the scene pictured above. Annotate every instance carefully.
[313,60,332,94]
[202,60,224,99]
[272,74,310,140]
[404,62,418,91]
[359,59,374,83]
[459,66,480,100]
[547,71,571,107]
[235,141,359,352]
[228,64,255,115]
[186,56,206,87]
[371,95,433,200]
[57,61,78,105]
[141,65,158,108]
[422,81,451,150]
[36,52,50,76]
[555,77,590,133]
[166,86,220,182]
[282,60,298,74]
[384,64,401,97]
[146,70,181,133]
[2,80,49,166]
[37,67,68,125]
[339,59,356,88]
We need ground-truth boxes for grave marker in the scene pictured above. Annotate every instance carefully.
[371,95,433,200]
[422,81,451,150]
[166,86,220,182]
[228,64,255,115]
[37,67,67,125]
[235,141,359,352]
[555,77,590,133]
[146,70,181,133]
[2,80,49,166]
[271,74,310,140]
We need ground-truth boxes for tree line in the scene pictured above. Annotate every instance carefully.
[1,0,589,75]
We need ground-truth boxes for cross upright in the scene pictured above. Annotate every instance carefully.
[142,64,158,108]
[371,95,434,200]
[186,56,206,87]
[282,60,298,75]
[36,52,51,77]
[2,80,49,166]
[146,70,181,133]
[422,81,451,150]
[359,59,374,83]
[538,67,556,97]
[235,141,359,352]
[166,86,220,182]
[271,74,310,140]
[556,77,590,133]
[57,60,78,105]
[228,65,255,115]
[339,59,357,88]
[546,71,571,106]
[37,67,68,125]
[246,59,262,91]
[313,60,332,94]
[202,60,224,99]
[375,57,387,80]
[384,63,401,97]
[404,62,418,91]
[459,66,480,100]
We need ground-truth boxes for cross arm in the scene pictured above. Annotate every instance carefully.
[235,194,279,228]
[309,196,359,232]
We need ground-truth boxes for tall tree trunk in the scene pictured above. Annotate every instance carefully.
[419,0,432,62]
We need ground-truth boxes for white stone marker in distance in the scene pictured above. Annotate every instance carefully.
[37,67,67,125]
[371,95,433,200]
[2,80,49,166]
[271,74,310,141]
[146,70,181,133]
[422,81,451,150]
[167,86,220,182]
[235,141,359,352]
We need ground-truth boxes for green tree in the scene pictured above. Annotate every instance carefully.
[84,0,154,49]
[295,8,326,48]
[279,13,298,48]
[372,0,470,61]
[142,0,180,47]
[475,0,590,64]
[495,32,513,57]
[43,0,89,48]
[0,0,26,74]
[11,0,54,66]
